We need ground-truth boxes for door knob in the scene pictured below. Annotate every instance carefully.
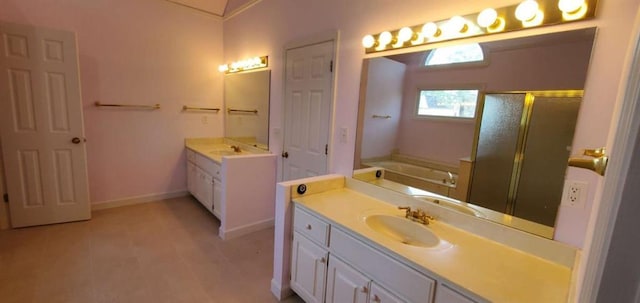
[71,137,83,144]
[282,151,289,158]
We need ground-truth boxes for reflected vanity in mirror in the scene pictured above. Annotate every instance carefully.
[354,28,596,238]
[224,70,271,150]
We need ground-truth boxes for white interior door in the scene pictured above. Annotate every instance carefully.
[283,40,334,181]
[0,22,90,227]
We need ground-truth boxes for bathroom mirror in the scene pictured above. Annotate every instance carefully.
[224,70,271,150]
[354,28,596,238]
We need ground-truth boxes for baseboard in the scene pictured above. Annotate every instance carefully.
[270,278,293,301]
[219,217,275,240]
[91,190,189,211]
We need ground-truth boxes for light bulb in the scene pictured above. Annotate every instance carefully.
[378,31,393,47]
[515,0,539,21]
[397,27,414,43]
[559,0,587,20]
[218,65,228,72]
[362,35,375,48]
[477,8,498,28]
[422,22,440,38]
[448,16,468,33]
[558,0,584,13]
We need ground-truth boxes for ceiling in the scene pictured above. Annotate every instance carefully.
[165,0,257,17]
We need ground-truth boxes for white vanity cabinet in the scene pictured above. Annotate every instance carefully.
[186,140,277,240]
[186,149,219,216]
[292,205,480,303]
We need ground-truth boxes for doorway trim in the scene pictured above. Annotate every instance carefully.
[279,30,339,181]
[578,8,640,302]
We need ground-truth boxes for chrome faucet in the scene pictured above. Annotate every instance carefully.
[230,145,241,152]
[398,206,434,225]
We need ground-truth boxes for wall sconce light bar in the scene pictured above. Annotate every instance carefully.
[362,0,597,53]
[218,56,268,73]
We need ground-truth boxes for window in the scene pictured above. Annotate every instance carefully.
[424,43,484,66]
[417,89,479,118]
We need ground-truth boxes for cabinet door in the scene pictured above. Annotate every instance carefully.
[326,256,370,303]
[370,282,406,303]
[187,161,197,196]
[201,172,214,211]
[434,284,476,303]
[291,232,328,303]
[212,178,222,219]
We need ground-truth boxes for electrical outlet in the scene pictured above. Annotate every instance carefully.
[562,180,588,209]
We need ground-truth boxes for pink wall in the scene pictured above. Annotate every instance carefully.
[223,0,640,248]
[0,0,224,203]
[396,38,593,165]
[360,57,405,160]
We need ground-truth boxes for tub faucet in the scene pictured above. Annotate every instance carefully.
[447,172,456,185]
[230,145,241,152]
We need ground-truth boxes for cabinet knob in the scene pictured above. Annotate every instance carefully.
[320,257,326,263]
[372,294,381,302]
[306,224,312,230]
[361,286,368,293]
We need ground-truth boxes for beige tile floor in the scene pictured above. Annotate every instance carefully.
[0,196,304,303]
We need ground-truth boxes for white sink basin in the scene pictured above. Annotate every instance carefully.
[364,214,440,248]
[414,196,485,218]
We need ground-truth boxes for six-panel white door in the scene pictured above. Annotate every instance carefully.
[282,40,334,181]
[0,22,90,227]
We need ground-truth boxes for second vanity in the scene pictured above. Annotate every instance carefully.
[282,176,577,303]
[185,138,277,239]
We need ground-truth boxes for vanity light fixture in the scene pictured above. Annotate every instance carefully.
[362,0,598,53]
[218,56,268,74]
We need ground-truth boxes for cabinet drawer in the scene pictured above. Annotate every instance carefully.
[196,154,221,178]
[187,149,197,163]
[294,207,330,246]
[330,228,435,303]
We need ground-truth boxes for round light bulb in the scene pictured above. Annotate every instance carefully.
[558,0,585,13]
[362,35,375,48]
[218,65,228,72]
[421,22,440,38]
[448,16,468,33]
[477,8,498,28]
[378,31,392,47]
[516,0,539,21]
[397,27,414,43]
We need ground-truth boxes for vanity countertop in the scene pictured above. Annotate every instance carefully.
[185,138,266,164]
[293,188,572,303]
